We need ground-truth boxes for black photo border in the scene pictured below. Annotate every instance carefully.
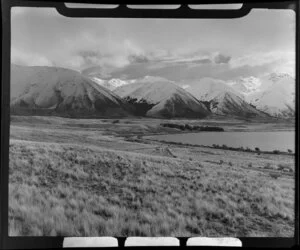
[1,0,299,248]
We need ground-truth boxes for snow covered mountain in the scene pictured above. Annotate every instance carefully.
[226,73,295,118]
[91,77,131,91]
[247,73,295,118]
[208,92,268,118]
[10,64,132,117]
[114,76,210,118]
[11,63,294,119]
[183,78,266,118]
[227,76,262,96]
[183,77,242,101]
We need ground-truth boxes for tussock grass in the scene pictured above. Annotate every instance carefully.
[9,139,294,237]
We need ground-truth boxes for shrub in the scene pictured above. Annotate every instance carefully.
[288,149,293,153]
[193,125,201,131]
[248,163,252,168]
[160,123,224,132]
[228,162,233,166]
[269,172,280,179]
[264,163,272,169]
[112,119,120,124]
[179,125,185,130]
[277,164,286,171]
[255,147,260,152]
[278,164,293,173]
[273,150,280,154]
[184,124,193,130]
[219,160,224,165]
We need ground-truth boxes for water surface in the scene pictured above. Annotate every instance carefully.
[148,131,295,152]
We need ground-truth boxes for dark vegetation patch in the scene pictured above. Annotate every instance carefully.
[161,123,224,132]
[124,97,156,116]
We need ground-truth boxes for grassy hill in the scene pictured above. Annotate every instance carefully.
[9,116,294,236]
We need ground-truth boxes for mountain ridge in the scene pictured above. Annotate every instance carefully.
[183,77,267,118]
[114,76,210,118]
[10,64,133,118]
[228,73,295,118]
[10,64,294,120]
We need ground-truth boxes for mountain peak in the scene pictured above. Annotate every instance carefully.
[230,76,262,95]
[114,77,209,118]
[10,65,132,117]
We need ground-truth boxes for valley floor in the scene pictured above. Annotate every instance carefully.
[8,116,295,236]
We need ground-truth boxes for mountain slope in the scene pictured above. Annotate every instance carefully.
[247,73,295,118]
[228,76,262,96]
[184,77,243,101]
[114,76,210,118]
[184,78,266,118]
[209,92,269,118]
[226,73,295,118]
[10,64,132,117]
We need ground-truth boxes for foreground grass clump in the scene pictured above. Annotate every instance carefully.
[9,140,294,237]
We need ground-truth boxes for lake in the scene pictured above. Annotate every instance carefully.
[147,131,295,152]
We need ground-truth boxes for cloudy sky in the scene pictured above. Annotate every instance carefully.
[11,7,295,82]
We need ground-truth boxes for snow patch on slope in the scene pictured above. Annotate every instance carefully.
[184,77,242,101]
[91,77,131,91]
[227,77,262,96]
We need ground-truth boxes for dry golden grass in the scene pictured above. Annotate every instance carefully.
[9,116,295,236]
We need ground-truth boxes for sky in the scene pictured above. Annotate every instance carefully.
[11,6,295,83]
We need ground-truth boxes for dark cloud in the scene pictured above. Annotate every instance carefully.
[78,50,101,58]
[157,57,212,65]
[128,54,150,63]
[190,58,212,64]
[214,53,231,64]
[106,57,276,83]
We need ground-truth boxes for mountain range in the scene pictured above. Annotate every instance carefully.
[10,64,295,119]
[228,73,295,118]
[182,78,268,118]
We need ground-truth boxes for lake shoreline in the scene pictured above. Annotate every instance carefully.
[141,130,295,156]
[139,137,294,156]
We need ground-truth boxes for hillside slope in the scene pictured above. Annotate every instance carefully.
[10,64,132,117]
[185,78,267,118]
[209,92,269,118]
[247,73,295,118]
[114,76,210,118]
[228,73,295,118]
